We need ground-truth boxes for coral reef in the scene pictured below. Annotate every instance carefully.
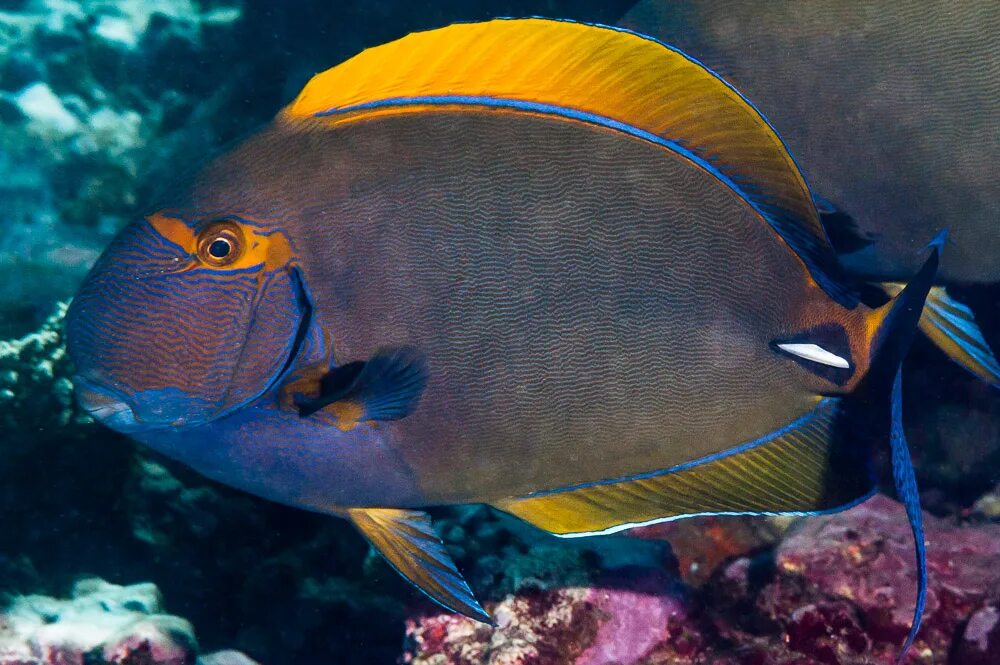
[403,495,1000,665]
[0,0,244,327]
[631,515,793,586]
[972,484,1000,520]
[0,301,90,455]
[403,569,696,665]
[760,495,1000,661]
[196,652,260,665]
[0,578,196,665]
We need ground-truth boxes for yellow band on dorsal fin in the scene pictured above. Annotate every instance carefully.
[285,18,830,263]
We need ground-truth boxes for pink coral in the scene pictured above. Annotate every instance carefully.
[771,495,1000,661]
[405,495,1000,665]
[403,570,694,665]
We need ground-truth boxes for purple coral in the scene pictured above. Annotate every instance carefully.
[403,569,696,665]
[404,495,1000,665]
[769,495,1000,661]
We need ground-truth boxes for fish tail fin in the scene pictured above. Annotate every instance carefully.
[866,231,944,388]
[862,231,943,664]
[880,283,1000,386]
[889,369,927,665]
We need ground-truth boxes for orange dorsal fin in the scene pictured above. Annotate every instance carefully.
[285,18,833,270]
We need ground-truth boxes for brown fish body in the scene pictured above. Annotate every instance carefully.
[66,18,941,632]
[185,109,869,505]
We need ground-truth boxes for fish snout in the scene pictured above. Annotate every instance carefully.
[74,376,143,432]
[74,376,202,433]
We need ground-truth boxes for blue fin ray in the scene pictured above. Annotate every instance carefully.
[890,368,927,664]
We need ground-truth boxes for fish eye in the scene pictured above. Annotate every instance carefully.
[196,220,244,267]
[209,239,232,259]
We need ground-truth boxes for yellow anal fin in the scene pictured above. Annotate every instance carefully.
[883,284,1000,385]
[494,399,872,536]
[285,18,828,264]
[347,508,491,623]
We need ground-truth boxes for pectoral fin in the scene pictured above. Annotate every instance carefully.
[494,398,873,536]
[348,508,490,624]
[295,347,428,427]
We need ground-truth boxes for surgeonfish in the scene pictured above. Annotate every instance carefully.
[621,0,1000,387]
[66,19,937,661]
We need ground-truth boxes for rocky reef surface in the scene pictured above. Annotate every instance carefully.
[0,578,197,664]
[0,576,266,665]
[405,496,1000,665]
[0,0,243,331]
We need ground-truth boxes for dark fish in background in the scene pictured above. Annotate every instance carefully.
[65,19,937,661]
[621,0,1000,386]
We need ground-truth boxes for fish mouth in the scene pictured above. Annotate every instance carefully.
[73,376,161,434]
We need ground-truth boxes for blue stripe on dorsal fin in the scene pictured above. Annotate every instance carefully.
[289,18,858,307]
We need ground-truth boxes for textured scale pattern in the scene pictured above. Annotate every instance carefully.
[68,221,264,419]
[622,0,1000,282]
[187,109,848,503]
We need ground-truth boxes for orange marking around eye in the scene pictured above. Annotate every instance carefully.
[253,228,294,272]
[147,212,295,273]
[148,212,197,253]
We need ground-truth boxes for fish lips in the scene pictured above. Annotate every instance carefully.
[74,376,145,432]
[74,376,203,433]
